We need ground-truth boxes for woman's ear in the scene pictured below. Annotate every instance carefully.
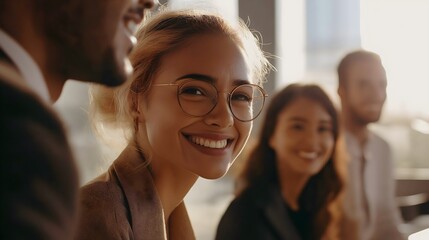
[134,108,143,122]
[128,94,145,135]
[130,93,145,121]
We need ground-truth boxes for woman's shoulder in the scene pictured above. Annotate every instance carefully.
[80,169,125,203]
[76,169,132,239]
[237,180,278,203]
[216,182,286,240]
[221,181,276,220]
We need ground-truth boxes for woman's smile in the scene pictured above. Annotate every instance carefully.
[182,132,234,156]
[297,150,319,160]
[189,136,228,149]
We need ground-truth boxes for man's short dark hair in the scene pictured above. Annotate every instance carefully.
[337,50,384,88]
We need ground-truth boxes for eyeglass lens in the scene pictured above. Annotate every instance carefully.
[177,80,265,121]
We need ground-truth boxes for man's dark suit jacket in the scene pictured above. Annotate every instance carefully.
[0,53,79,239]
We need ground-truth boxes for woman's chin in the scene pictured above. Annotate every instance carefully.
[198,167,230,180]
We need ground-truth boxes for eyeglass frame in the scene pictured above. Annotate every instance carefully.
[151,79,268,122]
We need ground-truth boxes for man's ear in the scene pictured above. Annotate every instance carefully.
[337,86,345,99]
[268,134,275,149]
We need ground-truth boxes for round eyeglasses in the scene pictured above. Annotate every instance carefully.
[152,79,268,122]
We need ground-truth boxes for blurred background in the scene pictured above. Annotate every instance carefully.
[55,0,429,239]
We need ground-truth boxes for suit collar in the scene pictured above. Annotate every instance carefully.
[0,57,24,88]
[0,29,50,103]
[0,49,14,65]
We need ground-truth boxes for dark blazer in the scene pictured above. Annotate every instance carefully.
[215,181,301,240]
[0,56,79,239]
[76,145,195,240]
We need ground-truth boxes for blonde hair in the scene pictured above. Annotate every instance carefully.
[90,9,272,144]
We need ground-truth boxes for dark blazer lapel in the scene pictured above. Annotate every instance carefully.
[0,49,23,87]
[0,49,37,99]
[113,147,167,240]
[254,183,302,240]
[0,49,13,64]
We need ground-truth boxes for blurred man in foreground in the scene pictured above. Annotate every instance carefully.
[0,0,156,238]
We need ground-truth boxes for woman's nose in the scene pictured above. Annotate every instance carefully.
[203,94,234,128]
[302,130,320,148]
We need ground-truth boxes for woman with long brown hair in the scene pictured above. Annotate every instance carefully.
[216,83,346,240]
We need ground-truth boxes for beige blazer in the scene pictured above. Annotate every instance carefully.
[76,146,195,240]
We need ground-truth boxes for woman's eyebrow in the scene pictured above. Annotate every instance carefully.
[319,119,333,125]
[176,74,250,85]
[286,117,332,123]
[287,117,307,122]
[233,79,251,86]
[176,74,215,83]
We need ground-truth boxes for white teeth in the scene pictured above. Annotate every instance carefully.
[190,136,227,149]
[127,21,138,34]
[124,59,133,75]
[299,151,318,159]
[130,35,137,45]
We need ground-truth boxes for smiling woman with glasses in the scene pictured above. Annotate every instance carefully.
[75,8,272,240]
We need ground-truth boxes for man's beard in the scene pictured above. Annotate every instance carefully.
[349,104,382,126]
[98,48,131,87]
[42,3,130,87]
